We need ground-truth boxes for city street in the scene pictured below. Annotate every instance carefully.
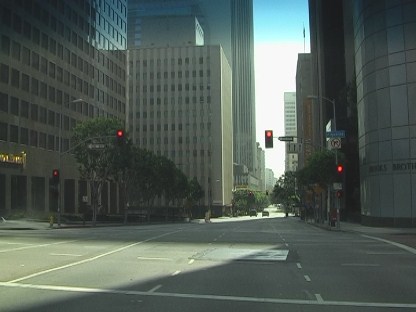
[1,213,415,311]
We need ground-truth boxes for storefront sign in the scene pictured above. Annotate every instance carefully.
[0,152,26,168]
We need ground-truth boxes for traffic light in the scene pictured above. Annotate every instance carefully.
[115,129,125,145]
[50,169,60,197]
[52,169,60,184]
[336,163,344,174]
[336,190,343,198]
[265,130,273,148]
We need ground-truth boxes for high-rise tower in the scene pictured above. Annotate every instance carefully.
[128,0,257,188]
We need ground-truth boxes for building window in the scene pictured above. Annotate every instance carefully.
[39,132,46,149]
[10,125,18,143]
[20,127,28,145]
[31,78,38,95]
[0,63,9,83]
[22,46,30,65]
[10,97,18,116]
[11,68,19,88]
[30,130,38,147]
[1,35,10,55]
[21,73,29,91]
[11,41,20,60]
[21,100,29,118]
[31,51,39,69]
[31,103,38,121]
[0,122,6,141]
[0,92,8,112]
[47,134,54,150]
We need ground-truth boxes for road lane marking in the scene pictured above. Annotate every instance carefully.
[148,285,162,293]
[315,294,324,303]
[296,263,302,269]
[361,234,416,255]
[2,282,416,309]
[366,252,404,255]
[0,240,78,253]
[188,259,194,265]
[304,275,311,282]
[137,256,172,261]
[7,230,181,283]
[172,270,181,276]
[50,253,83,257]
[341,263,380,267]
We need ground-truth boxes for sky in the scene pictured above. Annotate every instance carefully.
[253,0,310,178]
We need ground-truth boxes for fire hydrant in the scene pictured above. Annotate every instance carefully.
[49,215,54,228]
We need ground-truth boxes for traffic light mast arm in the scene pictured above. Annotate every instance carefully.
[61,135,120,155]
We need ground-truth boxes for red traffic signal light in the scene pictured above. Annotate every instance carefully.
[51,169,60,185]
[337,164,344,173]
[116,129,124,138]
[265,130,273,148]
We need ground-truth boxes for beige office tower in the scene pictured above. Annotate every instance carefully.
[127,45,233,211]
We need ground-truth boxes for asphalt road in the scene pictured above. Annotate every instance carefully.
[1,212,416,311]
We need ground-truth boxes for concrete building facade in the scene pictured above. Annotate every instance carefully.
[127,45,233,209]
[284,92,298,172]
[127,0,258,189]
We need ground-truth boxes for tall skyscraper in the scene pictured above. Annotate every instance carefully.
[128,0,257,189]
[308,0,416,226]
[0,0,127,214]
[284,92,297,172]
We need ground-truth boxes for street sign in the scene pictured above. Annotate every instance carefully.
[329,138,341,149]
[278,136,294,142]
[326,130,346,138]
[87,143,106,150]
[333,182,342,190]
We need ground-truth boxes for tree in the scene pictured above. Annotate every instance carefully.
[272,172,299,215]
[185,177,204,218]
[72,118,125,226]
[296,150,344,188]
[127,148,161,222]
[232,190,269,215]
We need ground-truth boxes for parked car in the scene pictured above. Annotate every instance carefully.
[262,210,269,217]
[249,209,257,217]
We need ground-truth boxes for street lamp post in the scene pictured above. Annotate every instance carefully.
[57,98,83,227]
[307,95,340,228]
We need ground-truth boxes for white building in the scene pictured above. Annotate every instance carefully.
[284,92,298,172]
[127,45,233,209]
[265,168,277,193]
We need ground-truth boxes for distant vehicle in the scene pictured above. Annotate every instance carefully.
[249,209,257,217]
[262,210,269,217]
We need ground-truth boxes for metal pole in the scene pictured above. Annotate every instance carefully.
[57,103,62,227]
[57,99,83,227]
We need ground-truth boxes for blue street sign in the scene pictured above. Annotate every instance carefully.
[326,130,346,138]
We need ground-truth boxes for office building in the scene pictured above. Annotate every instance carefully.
[308,0,416,226]
[0,0,127,215]
[353,0,416,226]
[284,92,298,172]
[128,0,257,189]
[127,44,233,210]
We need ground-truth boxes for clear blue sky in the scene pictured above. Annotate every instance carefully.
[253,0,310,178]
[254,0,309,43]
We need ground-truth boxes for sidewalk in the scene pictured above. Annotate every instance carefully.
[309,220,416,251]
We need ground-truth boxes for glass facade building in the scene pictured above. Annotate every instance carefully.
[354,0,416,226]
[0,0,127,215]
